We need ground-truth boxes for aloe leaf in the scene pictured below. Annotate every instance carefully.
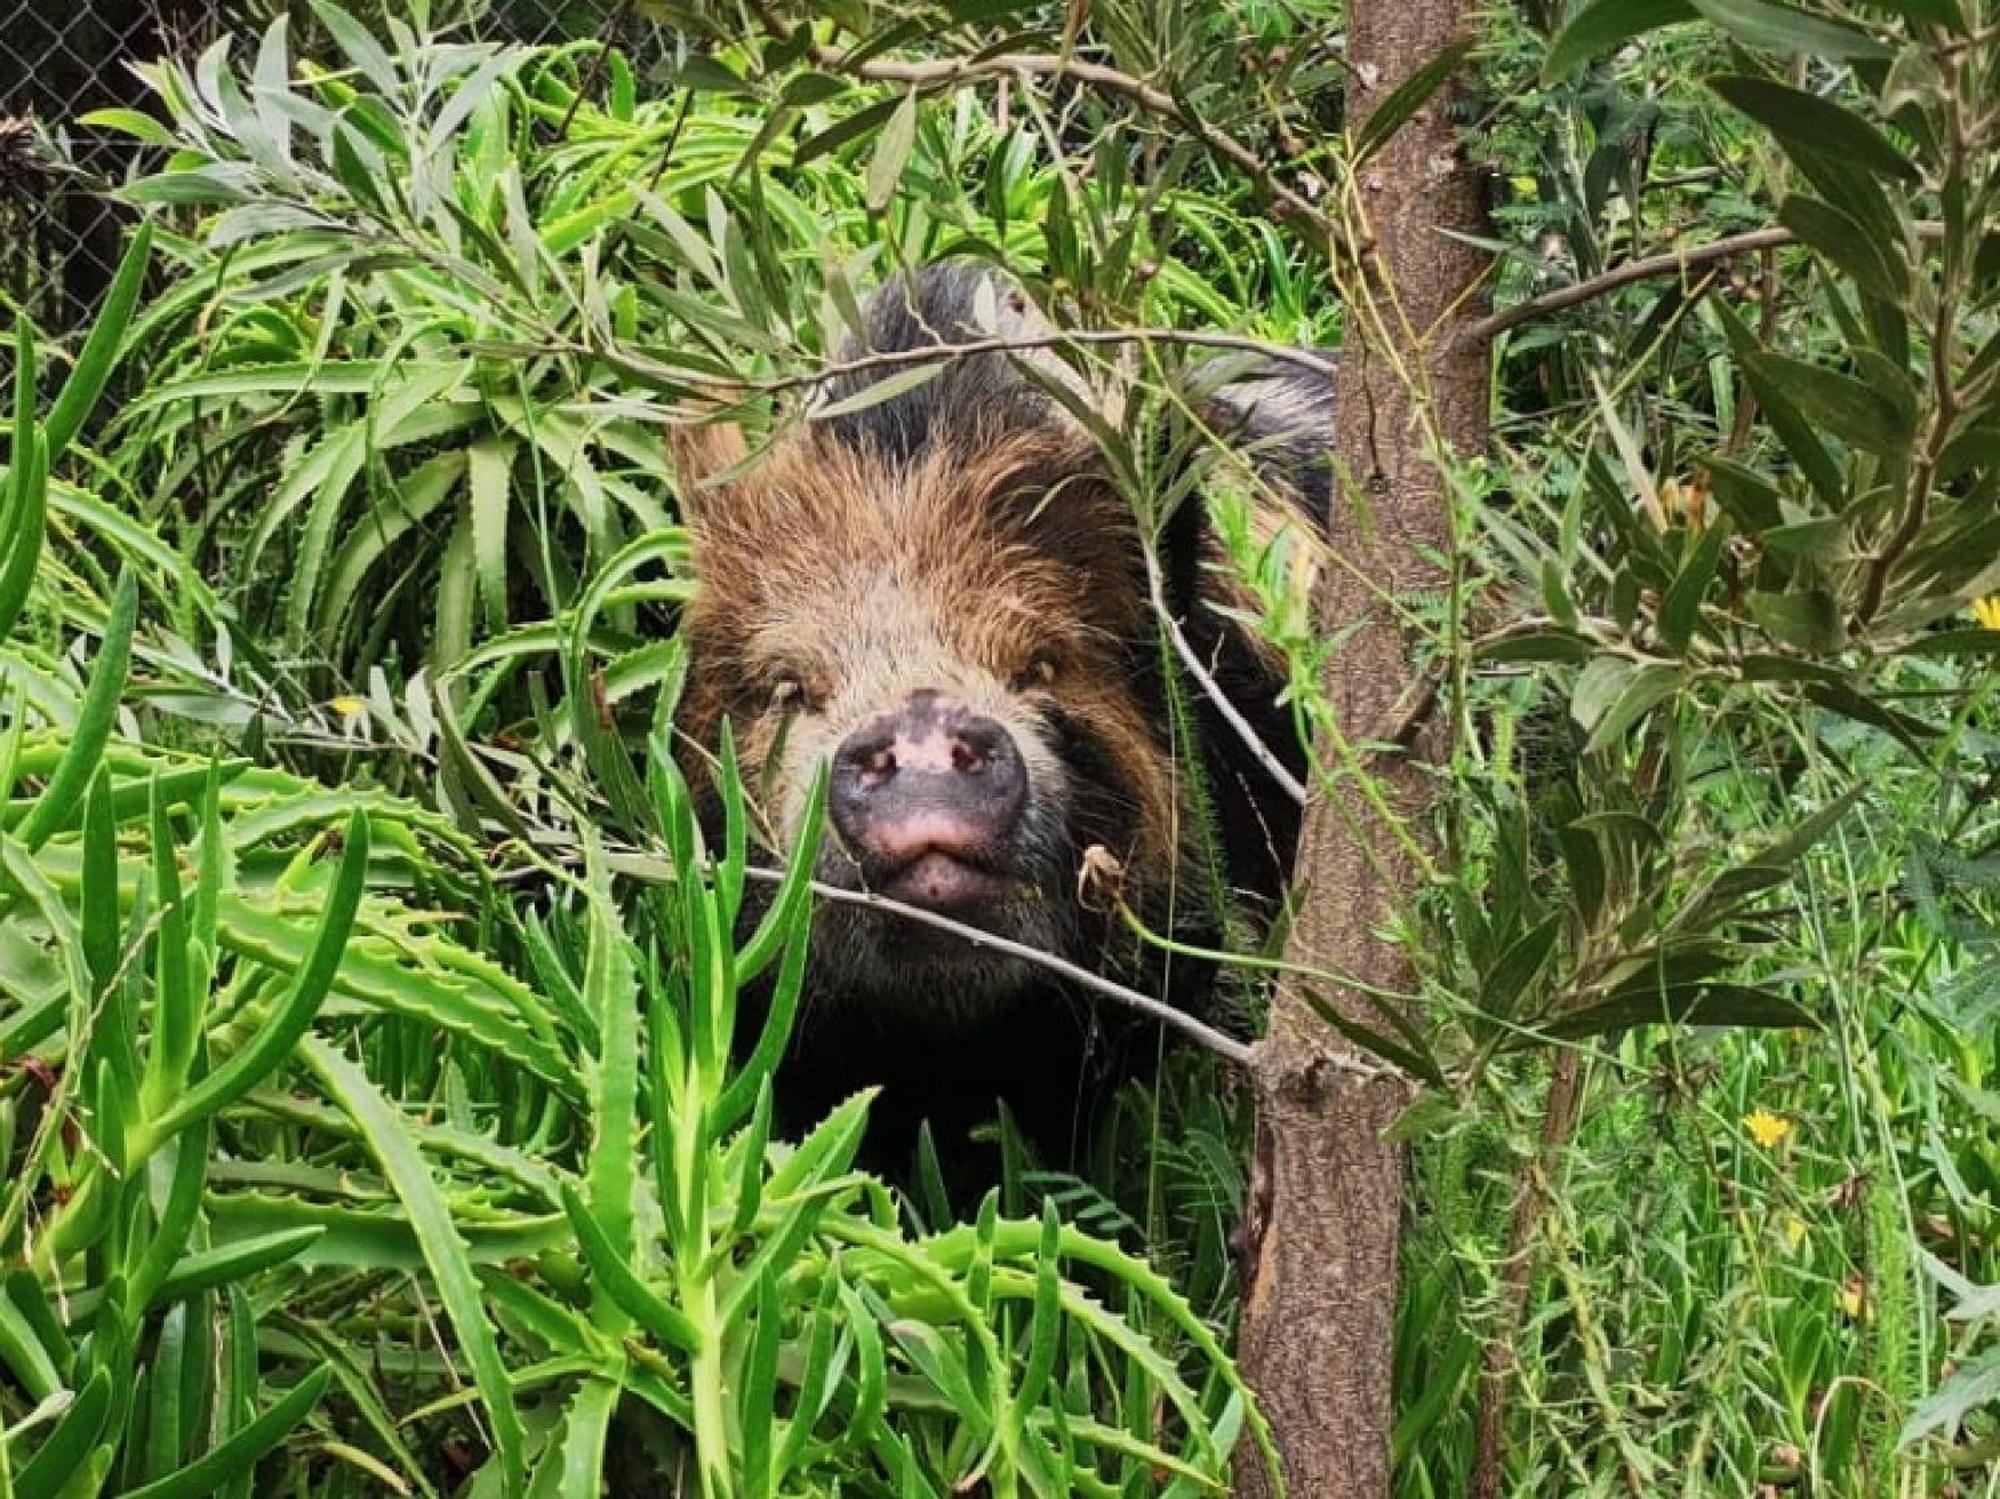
[16,569,138,853]
[119,1364,332,1499]
[148,810,369,1142]
[301,1037,526,1497]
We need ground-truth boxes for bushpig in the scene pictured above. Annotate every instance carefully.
[672,264,1330,1173]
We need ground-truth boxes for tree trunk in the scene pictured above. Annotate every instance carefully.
[1234,0,1490,1491]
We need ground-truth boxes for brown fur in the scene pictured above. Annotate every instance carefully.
[678,421,1184,904]
[666,263,1325,1173]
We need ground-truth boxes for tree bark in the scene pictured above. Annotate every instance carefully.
[1234,0,1490,1491]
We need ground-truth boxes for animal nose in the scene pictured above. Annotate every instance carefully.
[830,693,1027,903]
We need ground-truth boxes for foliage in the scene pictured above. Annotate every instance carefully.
[2,0,1999,1492]
[1,219,1263,1496]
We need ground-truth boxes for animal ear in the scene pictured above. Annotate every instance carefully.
[668,414,749,518]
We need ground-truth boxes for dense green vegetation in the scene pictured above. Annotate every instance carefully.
[1,0,1998,1492]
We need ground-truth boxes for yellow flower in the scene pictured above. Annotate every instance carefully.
[1840,1279,1869,1322]
[329,696,366,719]
[1782,1214,1808,1253]
[1744,1110,1793,1149]
[1974,596,2000,632]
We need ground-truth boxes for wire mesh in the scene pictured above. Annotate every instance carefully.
[0,0,656,330]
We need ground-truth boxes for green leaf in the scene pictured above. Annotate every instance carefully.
[1744,353,1913,456]
[1585,663,1682,751]
[1354,42,1473,164]
[1713,300,1846,507]
[17,570,138,852]
[301,1037,525,1498]
[44,221,154,460]
[1659,521,1731,652]
[1749,589,1844,653]
[865,91,919,213]
[14,1370,112,1499]
[467,436,514,635]
[1690,0,1891,58]
[307,0,402,95]
[1902,1344,2000,1447]
[793,93,907,169]
[121,1365,332,1499]
[1544,0,1695,80]
[1710,75,1917,182]
[148,810,370,1142]
[1778,194,1909,302]
[807,363,944,421]
[557,1184,702,1354]
[1541,982,1814,1039]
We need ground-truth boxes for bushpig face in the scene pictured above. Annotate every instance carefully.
[675,411,1185,1016]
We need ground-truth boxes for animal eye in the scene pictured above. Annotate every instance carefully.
[1012,653,1061,692]
[769,673,811,713]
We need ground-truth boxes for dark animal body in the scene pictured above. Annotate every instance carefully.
[673,265,1330,1175]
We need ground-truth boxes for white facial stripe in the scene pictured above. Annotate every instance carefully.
[758,573,1070,850]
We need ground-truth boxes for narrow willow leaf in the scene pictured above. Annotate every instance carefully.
[1690,0,1891,58]
[1749,589,1844,653]
[300,1038,525,1497]
[1710,75,1916,182]
[1543,0,1695,80]
[1584,664,1683,751]
[865,91,919,212]
[1745,352,1913,455]
[1354,41,1472,164]
[793,92,906,168]
[1779,194,1909,302]
[1541,982,1813,1038]
[1658,520,1731,652]
[806,363,943,421]
[307,0,402,95]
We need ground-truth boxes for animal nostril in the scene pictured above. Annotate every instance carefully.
[862,747,897,784]
[951,740,986,775]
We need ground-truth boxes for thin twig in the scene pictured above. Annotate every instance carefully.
[1470,220,1946,342]
[1142,545,1310,807]
[805,44,1347,252]
[745,867,1258,1068]
[1465,227,1797,342]
[572,326,1341,408]
[585,849,1261,1069]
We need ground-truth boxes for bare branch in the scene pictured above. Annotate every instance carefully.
[580,846,1261,1069]
[1469,221,1945,342]
[565,325,1341,411]
[744,868,1260,1068]
[1465,227,1796,342]
[1142,543,1310,807]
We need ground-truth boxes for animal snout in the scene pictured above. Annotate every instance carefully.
[830,691,1027,909]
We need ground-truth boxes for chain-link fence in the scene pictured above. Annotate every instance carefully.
[0,0,658,331]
